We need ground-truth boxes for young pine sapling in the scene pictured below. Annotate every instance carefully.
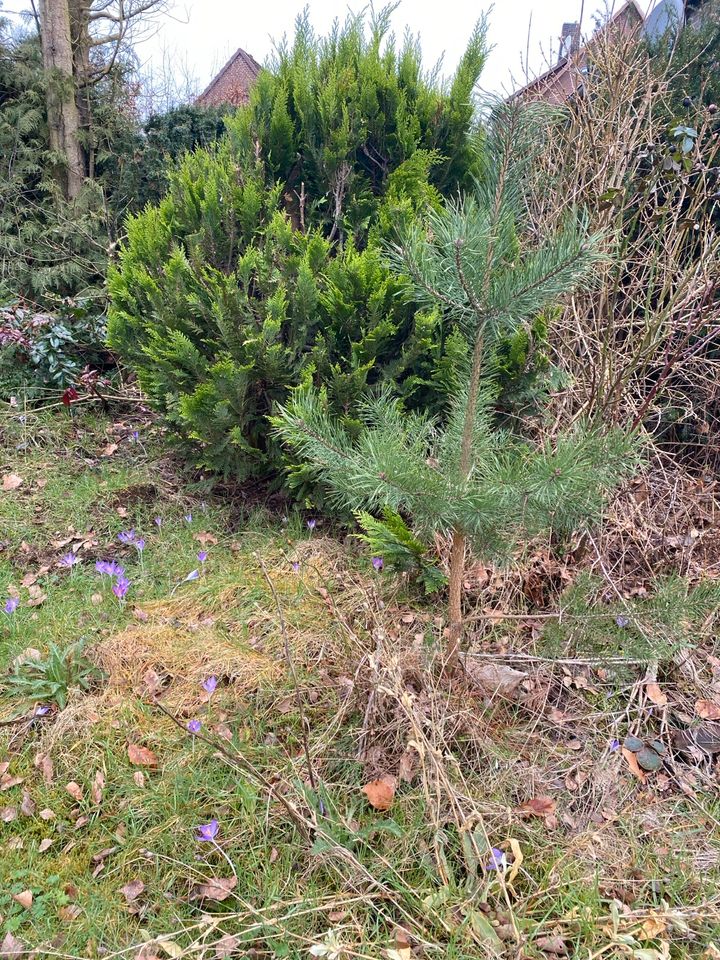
[274,101,638,668]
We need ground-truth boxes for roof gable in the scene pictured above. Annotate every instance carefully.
[196,48,262,108]
[511,1,645,103]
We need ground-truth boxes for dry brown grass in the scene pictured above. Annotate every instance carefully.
[526,26,720,473]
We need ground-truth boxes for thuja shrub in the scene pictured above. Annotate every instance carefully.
[108,8,487,490]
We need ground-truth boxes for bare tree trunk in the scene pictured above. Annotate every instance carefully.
[38,0,85,200]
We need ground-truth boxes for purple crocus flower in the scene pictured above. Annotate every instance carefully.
[96,560,125,577]
[4,597,19,614]
[184,570,200,582]
[35,705,50,717]
[291,561,300,574]
[59,552,80,568]
[609,738,620,752]
[131,430,139,442]
[135,538,145,552]
[112,577,130,600]
[196,819,219,842]
[184,514,193,524]
[118,529,136,545]
[307,519,316,531]
[187,719,202,734]
[615,615,630,628]
[486,847,507,870]
[198,551,208,564]
[154,517,163,528]
[372,556,384,572]
[202,676,218,695]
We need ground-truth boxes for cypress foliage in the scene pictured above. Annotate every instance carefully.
[108,8,488,488]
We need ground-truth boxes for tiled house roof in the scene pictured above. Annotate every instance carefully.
[196,48,262,108]
[512,1,645,104]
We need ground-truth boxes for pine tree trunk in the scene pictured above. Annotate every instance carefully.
[445,326,485,670]
[39,0,85,200]
[447,528,466,667]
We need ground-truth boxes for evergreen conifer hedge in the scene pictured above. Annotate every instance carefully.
[108,9,487,490]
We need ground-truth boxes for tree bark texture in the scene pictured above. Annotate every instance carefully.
[39,0,85,199]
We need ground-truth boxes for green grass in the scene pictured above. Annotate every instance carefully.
[1,405,719,959]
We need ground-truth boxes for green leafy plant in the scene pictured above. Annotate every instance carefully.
[0,298,108,397]
[4,640,104,710]
[357,508,446,593]
[275,101,638,665]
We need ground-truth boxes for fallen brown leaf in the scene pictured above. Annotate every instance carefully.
[92,846,119,864]
[398,745,419,784]
[467,662,527,698]
[135,945,161,960]
[2,473,23,491]
[0,806,17,822]
[39,807,55,820]
[133,771,146,788]
[641,913,668,939]
[12,890,32,910]
[536,935,569,956]
[696,699,720,721]
[622,747,647,781]
[120,879,145,903]
[65,781,83,802]
[194,532,219,546]
[13,648,41,668]
[214,722,233,741]
[0,931,25,958]
[127,743,158,768]
[59,904,82,921]
[102,443,119,457]
[193,876,238,902]
[0,773,24,791]
[38,838,54,852]
[214,934,240,958]
[91,770,105,805]
[517,796,557,821]
[34,752,53,784]
[362,774,397,811]
[646,683,668,707]
[20,791,35,816]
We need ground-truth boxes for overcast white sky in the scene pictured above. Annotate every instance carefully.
[138,0,659,98]
[4,0,661,96]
